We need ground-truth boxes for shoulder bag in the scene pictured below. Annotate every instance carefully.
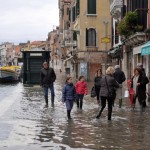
[105,76,116,100]
[90,86,97,98]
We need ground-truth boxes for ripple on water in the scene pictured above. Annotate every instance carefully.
[1,79,150,150]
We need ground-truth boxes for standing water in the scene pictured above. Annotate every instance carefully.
[0,74,150,150]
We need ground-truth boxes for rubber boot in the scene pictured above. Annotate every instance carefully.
[132,104,135,111]
[119,99,122,108]
[97,100,101,106]
[51,96,54,107]
[96,107,104,119]
[76,100,79,108]
[108,110,112,120]
[80,101,83,109]
[96,112,101,119]
[112,99,115,107]
[67,110,72,119]
[44,96,48,106]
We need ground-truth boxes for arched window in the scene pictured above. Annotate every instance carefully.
[86,28,96,46]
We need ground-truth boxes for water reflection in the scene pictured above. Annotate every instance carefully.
[0,74,150,150]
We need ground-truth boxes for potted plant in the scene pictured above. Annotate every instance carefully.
[117,11,143,37]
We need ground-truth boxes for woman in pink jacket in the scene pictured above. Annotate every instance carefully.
[75,76,88,109]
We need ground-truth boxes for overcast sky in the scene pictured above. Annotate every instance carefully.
[0,0,59,44]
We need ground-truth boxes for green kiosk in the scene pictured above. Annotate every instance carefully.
[22,50,50,85]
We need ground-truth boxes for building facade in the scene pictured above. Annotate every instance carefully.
[0,42,15,66]
[59,0,112,80]
[109,0,150,92]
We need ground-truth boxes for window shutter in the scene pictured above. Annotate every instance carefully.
[115,22,119,44]
[94,30,96,46]
[121,5,126,18]
[72,7,75,22]
[76,0,80,16]
[86,29,88,46]
[88,0,96,14]
[68,9,71,21]
[73,32,77,41]
[86,28,96,46]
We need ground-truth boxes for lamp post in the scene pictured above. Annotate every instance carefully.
[103,19,110,73]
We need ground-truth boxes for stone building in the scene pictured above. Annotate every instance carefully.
[0,42,15,66]
[109,0,150,92]
[47,29,60,68]
[59,0,112,80]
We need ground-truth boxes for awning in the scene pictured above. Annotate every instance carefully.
[108,46,122,57]
[141,41,150,55]
[109,47,120,54]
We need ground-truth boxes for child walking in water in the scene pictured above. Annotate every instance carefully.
[75,76,88,109]
[62,76,76,119]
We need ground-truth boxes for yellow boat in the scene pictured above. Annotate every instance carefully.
[0,66,21,82]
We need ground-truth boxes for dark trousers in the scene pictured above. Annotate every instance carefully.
[66,100,73,119]
[43,83,55,97]
[133,96,146,108]
[76,94,84,109]
[43,83,55,105]
[95,86,100,101]
[98,96,113,120]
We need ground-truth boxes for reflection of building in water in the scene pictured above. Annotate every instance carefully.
[61,120,98,149]
[36,120,55,143]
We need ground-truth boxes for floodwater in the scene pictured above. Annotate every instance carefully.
[0,75,150,150]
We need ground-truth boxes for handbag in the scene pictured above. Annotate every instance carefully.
[124,89,129,97]
[105,76,116,100]
[91,86,97,97]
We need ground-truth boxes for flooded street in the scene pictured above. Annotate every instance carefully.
[0,73,150,150]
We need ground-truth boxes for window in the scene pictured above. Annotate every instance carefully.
[86,28,96,46]
[87,0,96,14]
[76,0,80,16]
[115,22,119,44]
[72,0,80,22]
[73,32,77,41]
[72,7,75,22]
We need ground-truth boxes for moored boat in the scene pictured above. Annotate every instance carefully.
[0,66,21,82]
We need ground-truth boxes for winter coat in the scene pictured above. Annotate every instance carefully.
[62,83,76,102]
[94,76,102,87]
[100,74,119,97]
[40,67,56,87]
[75,81,88,95]
[114,68,126,84]
[131,74,147,101]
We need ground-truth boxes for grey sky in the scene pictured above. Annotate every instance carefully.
[0,0,59,44]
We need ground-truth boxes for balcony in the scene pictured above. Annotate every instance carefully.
[110,0,123,14]
[125,32,146,46]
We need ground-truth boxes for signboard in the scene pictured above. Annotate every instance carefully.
[110,0,123,13]
[101,37,111,43]
[65,41,77,47]
[30,53,42,56]
[141,41,150,55]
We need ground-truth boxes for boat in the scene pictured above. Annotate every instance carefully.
[0,66,21,82]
